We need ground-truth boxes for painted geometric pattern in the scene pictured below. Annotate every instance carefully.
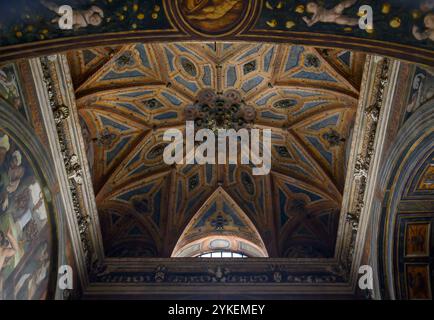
[273,173,340,258]
[175,188,265,252]
[70,42,365,257]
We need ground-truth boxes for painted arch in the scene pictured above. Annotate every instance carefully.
[0,1,433,66]
[377,100,434,300]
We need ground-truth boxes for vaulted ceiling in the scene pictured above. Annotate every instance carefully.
[67,42,366,258]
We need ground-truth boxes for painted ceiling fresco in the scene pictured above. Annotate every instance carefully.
[0,1,432,66]
[68,42,365,258]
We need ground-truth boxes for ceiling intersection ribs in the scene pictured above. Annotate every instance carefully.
[271,169,340,206]
[75,44,137,93]
[335,56,401,290]
[97,166,172,203]
[29,54,104,290]
[78,104,152,128]
[94,129,151,197]
[312,48,359,94]
[214,43,254,66]
[151,43,171,84]
[285,104,354,130]
[94,123,184,201]
[273,81,359,101]
[150,44,196,103]
[75,84,167,106]
[268,44,286,86]
[288,129,342,200]
[169,185,220,251]
[75,81,168,101]
[67,46,122,90]
[162,168,178,257]
[265,173,279,257]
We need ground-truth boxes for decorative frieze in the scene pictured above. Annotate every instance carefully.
[40,57,93,269]
[341,57,391,274]
[89,264,346,284]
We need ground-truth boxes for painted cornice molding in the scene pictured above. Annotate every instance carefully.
[335,56,403,298]
[29,55,104,293]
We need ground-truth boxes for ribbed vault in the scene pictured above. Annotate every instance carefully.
[67,42,365,258]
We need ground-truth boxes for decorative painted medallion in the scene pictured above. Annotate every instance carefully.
[185,89,256,133]
[165,0,261,36]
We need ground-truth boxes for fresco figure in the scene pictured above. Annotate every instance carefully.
[0,134,10,167]
[1,150,25,211]
[183,0,241,20]
[7,151,25,194]
[177,0,246,34]
[413,14,434,42]
[0,229,18,272]
[420,0,434,12]
[406,67,434,117]
[0,70,18,101]
[14,242,50,300]
[40,0,104,30]
[302,0,359,27]
[0,68,21,111]
[0,131,52,300]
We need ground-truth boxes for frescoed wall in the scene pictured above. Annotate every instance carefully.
[0,129,52,300]
[0,64,74,300]
[0,64,28,120]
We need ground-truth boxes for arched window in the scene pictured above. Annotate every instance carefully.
[172,235,268,258]
[197,251,248,258]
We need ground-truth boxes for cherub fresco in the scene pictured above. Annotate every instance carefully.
[413,14,434,42]
[40,0,104,30]
[302,0,359,27]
